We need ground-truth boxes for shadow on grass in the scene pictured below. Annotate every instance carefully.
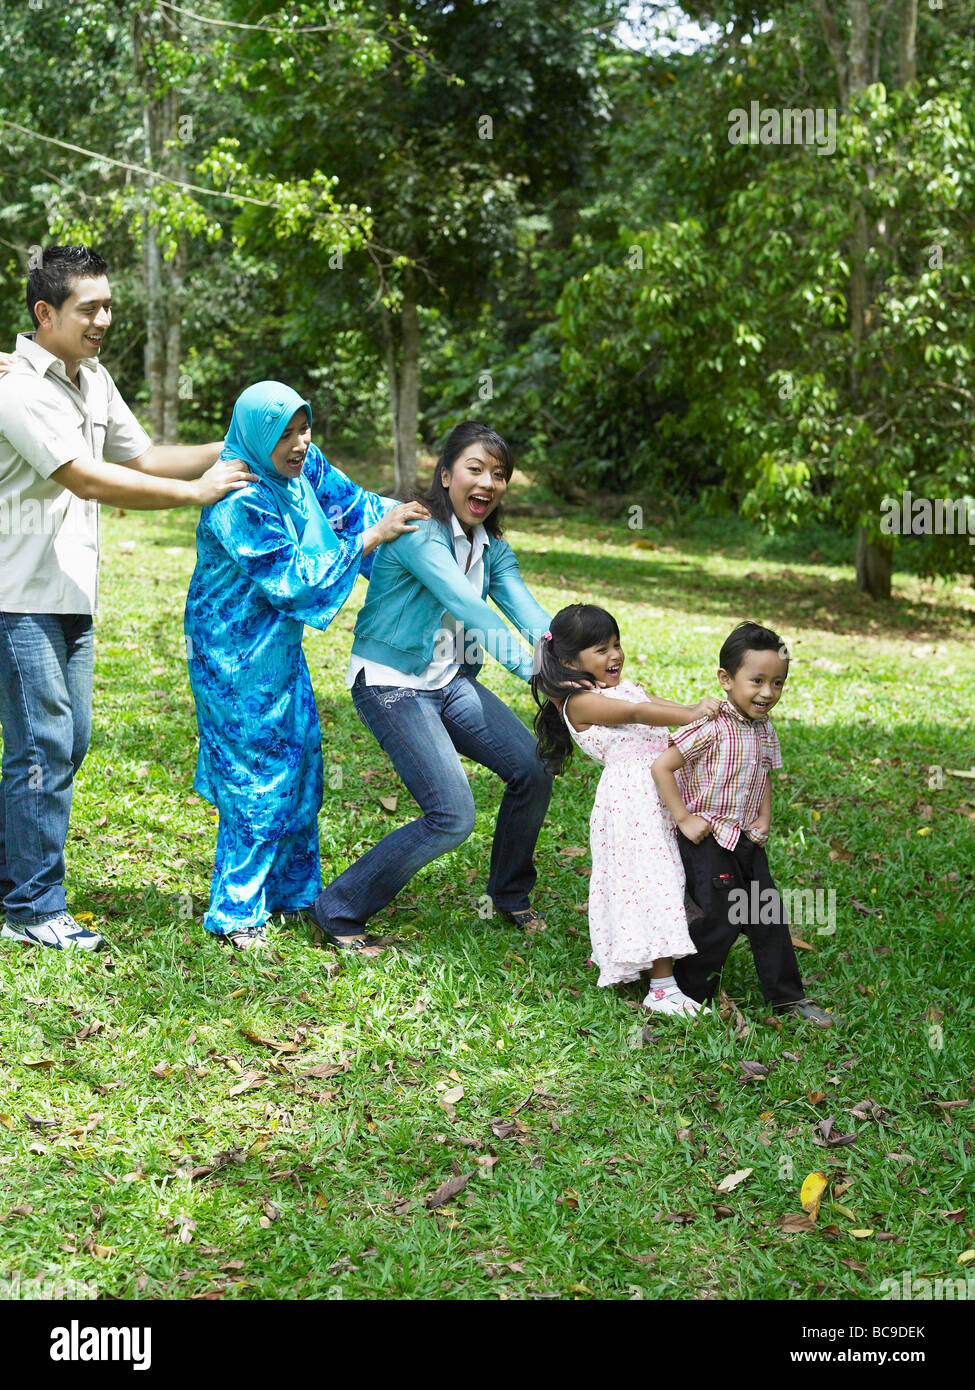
[102,506,974,642]
[517,534,975,640]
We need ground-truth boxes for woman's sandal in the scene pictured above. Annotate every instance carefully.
[319,927,384,956]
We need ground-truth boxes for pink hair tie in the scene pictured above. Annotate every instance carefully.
[542,631,553,642]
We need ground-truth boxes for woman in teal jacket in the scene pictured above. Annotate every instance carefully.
[311,421,552,951]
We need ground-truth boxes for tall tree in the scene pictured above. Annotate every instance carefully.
[221,0,622,491]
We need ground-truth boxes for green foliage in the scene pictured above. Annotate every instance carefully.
[537,20,975,576]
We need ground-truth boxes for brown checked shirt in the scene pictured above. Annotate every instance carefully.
[669,699,783,851]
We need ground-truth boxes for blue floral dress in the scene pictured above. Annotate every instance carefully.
[184,391,395,935]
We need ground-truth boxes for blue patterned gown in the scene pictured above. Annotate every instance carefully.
[185,429,395,935]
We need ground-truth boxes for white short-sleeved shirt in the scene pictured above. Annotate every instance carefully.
[0,332,151,615]
[346,512,490,690]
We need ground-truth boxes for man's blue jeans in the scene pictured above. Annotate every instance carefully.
[0,613,94,923]
[317,669,553,932]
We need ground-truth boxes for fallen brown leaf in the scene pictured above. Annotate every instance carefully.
[779,1212,816,1233]
[0,1204,33,1221]
[297,1061,349,1080]
[426,1172,474,1210]
[490,1119,518,1140]
[227,1070,267,1097]
[239,1029,299,1054]
[716,1167,752,1195]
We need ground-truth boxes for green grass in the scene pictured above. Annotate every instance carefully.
[1,477,973,1301]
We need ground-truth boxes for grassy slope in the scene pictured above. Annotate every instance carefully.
[1,473,973,1301]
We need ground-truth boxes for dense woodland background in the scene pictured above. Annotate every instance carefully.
[2,0,974,595]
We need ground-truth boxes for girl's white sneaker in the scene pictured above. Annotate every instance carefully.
[643,983,711,1016]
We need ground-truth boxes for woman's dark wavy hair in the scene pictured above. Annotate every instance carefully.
[531,604,621,776]
[413,420,513,537]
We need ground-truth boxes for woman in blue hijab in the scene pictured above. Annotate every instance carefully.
[184,381,427,950]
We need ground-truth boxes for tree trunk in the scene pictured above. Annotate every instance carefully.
[396,268,419,496]
[144,220,165,443]
[899,0,918,85]
[848,0,871,95]
[162,237,185,443]
[134,8,184,442]
[856,528,893,599]
[813,2,916,602]
[381,304,401,488]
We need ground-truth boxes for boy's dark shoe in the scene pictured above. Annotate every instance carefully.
[777,998,841,1027]
[496,905,547,932]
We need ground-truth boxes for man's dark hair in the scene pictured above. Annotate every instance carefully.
[27,245,108,328]
[720,621,790,675]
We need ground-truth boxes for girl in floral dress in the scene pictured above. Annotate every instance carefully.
[532,605,718,1015]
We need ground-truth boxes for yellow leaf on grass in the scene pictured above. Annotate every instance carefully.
[567,1283,592,1295]
[916,827,931,837]
[800,1171,828,1221]
[228,987,248,999]
[91,1244,115,1259]
[0,1115,14,1131]
[74,912,95,922]
[848,1229,874,1239]
[832,1203,856,1221]
[441,1085,464,1107]
[958,1250,975,1265]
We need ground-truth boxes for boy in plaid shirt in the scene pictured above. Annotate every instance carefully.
[652,621,837,1025]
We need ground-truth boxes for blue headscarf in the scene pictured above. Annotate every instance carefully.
[220,380,337,551]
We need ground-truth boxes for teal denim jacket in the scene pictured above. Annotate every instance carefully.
[351,520,550,682]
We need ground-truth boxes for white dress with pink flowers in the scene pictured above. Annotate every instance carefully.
[563,679,695,986]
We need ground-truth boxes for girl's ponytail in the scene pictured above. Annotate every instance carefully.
[531,604,621,775]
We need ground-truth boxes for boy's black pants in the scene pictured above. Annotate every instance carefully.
[673,833,805,1009]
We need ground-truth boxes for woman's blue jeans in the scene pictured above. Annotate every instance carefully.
[0,612,94,923]
[317,669,553,932]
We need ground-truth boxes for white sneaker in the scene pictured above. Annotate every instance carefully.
[1,912,105,952]
[643,983,711,1016]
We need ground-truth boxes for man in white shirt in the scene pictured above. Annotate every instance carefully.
[0,245,255,952]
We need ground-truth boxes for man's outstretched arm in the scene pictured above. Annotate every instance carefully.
[51,453,255,510]
[127,442,224,480]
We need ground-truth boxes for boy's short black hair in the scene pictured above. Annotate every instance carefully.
[27,245,108,329]
[719,621,789,675]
